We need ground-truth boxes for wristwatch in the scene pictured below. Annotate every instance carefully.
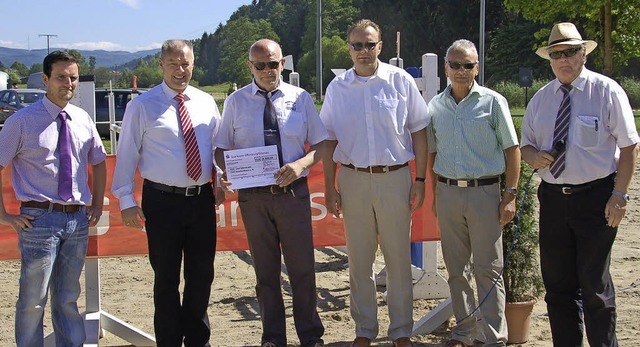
[505,187,518,196]
[612,190,630,202]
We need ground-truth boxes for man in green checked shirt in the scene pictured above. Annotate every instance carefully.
[426,39,520,347]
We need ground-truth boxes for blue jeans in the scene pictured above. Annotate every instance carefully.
[15,207,89,347]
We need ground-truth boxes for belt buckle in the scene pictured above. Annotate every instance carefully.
[185,186,201,196]
[458,180,468,188]
[561,187,572,195]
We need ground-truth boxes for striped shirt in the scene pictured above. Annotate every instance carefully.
[427,82,518,179]
[0,96,107,205]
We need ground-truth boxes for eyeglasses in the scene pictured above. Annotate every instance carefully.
[548,47,582,60]
[349,41,379,52]
[447,61,478,70]
[250,60,281,70]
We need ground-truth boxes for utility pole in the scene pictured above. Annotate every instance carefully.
[39,34,58,54]
[315,0,322,101]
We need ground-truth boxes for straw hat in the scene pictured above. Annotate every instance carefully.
[536,22,597,60]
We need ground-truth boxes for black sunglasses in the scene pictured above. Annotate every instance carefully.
[447,61,477,70]
[349,41,379,51]
[548,47,582,60]
[250,60,281,70]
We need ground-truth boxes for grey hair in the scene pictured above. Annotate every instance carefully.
[445,39,478,61]
[161,39,193,59]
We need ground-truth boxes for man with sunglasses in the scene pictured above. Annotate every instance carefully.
[320,19,429,347]
[521,22,639,346]
[214,39,326,347]
[426,39,519,347]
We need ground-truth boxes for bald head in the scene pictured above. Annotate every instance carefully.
[249,39,282,61]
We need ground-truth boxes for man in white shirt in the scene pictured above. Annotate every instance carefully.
[111,39,222,346]
[214,39,326,347]
[320,19,430,347]
[521,22,639,346]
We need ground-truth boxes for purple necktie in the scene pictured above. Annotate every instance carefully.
[58,111,73,201]
[549,84,572,178]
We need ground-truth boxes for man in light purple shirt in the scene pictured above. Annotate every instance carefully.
[0,51,107,346]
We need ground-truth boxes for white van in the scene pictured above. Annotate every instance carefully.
[27,72,46,90]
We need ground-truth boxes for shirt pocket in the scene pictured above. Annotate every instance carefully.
[573,115,600,149]
[378,98,406,135]
[281,111,306,138]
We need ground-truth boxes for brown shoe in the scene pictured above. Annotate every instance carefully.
[393,337,413,347]
[443,339,472,347]
[351,336,371,347]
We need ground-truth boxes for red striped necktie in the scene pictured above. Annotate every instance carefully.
[175,93,202,181]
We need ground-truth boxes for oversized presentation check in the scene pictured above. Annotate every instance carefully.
[223,145,280,190]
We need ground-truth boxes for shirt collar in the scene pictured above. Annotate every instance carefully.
[42,95,68,120]
[161,81,192,101]
[251,79,281,96]
[345,60,388,84]
[553,67,589,94]
[444,80,480,101]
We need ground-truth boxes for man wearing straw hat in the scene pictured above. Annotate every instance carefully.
[521,22,639,346]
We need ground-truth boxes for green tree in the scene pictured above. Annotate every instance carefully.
[89,56,97,73]
[504,0,640,76]
[93,66,113,87]
[298,35,351,91]
[217,17,279,86]
[29,63,43,74]
[10,61,29,78]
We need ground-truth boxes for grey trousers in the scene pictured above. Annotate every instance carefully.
[338,165,414,340]
[435,182,507,346]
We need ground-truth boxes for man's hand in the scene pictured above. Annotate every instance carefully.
[0,211,34,231]
[121,206,145,229]
[325,186,342,218]
[604,194,627,227]
[410,181,425,212]
[86,206,103,227]
[530,151,556,170]
[274,161,305,187]
[499,193,517,226]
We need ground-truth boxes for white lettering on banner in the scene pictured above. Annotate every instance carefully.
[310,192,327,221]
[215,192,329,227]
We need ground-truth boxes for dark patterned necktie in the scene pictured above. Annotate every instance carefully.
[258,90,283,167]
[549,84,572,178]
[58,111,73,201]
[175,93,202,180]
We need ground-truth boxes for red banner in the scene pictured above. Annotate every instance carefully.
[0,156,439,260]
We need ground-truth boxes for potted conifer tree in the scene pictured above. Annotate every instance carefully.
[501,161,544,343]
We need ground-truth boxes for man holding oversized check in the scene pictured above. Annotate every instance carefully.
[213,39,327,347]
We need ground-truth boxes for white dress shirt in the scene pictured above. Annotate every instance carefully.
[112,82,220,210]
[214,80,328,175]
[319,61,430,167]
[521,68,639,184]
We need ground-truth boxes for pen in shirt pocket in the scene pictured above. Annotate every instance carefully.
[595,119,598,131]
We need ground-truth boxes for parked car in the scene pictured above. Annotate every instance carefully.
[95,89,144,137]
[0,89,47,124]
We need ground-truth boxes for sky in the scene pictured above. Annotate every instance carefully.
[0,0,253,52]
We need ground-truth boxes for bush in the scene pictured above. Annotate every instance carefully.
[490,80,550,109]
[621,78,640,109]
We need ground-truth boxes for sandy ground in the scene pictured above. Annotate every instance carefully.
[1,160,639,346]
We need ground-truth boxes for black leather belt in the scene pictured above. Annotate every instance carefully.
[144,179,209,197]
[343,162,408,174]
[241,177,307,196]
[21,201,83,213]
[437,176,500,187]
[542,173,615,195]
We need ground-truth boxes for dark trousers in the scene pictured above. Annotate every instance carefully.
[538,175,618,347]
[142,183,217,347]
[238,179,324,347]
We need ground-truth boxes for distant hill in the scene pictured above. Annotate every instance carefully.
[0,47,159,68]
